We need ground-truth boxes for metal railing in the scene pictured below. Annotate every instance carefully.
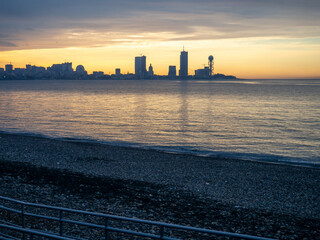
[0,223,75,240]
[0,196,276,240]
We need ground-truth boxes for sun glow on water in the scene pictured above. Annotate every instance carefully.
[0,79,319,165]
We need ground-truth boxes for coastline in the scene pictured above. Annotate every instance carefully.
[1,130,319,169]
[1,132,320,239]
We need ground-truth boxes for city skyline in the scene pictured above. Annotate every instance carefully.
[0,49,233,80]
[0,48,211,78]
[1,1,320,79]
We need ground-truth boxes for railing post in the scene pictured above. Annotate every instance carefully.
[105,217,109,240]
[21,204,25,227]
[21,204,25,240]
[160,225,164,240]
[59,210,63,236]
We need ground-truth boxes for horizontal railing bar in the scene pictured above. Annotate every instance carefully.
[62,218,104,229]
[106,226,165,239]
[0,237,17,240]
[0,231,19,240]
[0,205,20,214]
[0,196,192,227]
[0,220,20,229]
[0,224,75,240]
[59,218,177,240]
[1,196,163,225]
[0,196,26,205]
[25,212,60,222]
[0,195,277,240]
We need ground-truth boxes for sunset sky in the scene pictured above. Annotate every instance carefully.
[1,0,320,79]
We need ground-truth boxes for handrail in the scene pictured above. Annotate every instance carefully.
[0,195,277,240]
[0,224,75,240]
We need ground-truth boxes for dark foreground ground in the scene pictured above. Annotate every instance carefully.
[0,132,320,239]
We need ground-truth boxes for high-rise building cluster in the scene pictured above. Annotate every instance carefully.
[133,48,189,79]
[0,48,236,80]
[133,48,215,79]
[134,56,155,79]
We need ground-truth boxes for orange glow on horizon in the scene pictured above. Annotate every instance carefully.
[1,38,320,79]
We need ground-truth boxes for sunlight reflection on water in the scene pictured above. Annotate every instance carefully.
[0,79,319,165]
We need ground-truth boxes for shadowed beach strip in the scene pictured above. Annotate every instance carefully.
[0,132,319,239]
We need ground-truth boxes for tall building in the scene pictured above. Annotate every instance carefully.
[115,68,121,76]
[168,66,176,78]
[5,64,13,73]
[148,64,154,76]
[179,49,188,78]
[135,56,146,79]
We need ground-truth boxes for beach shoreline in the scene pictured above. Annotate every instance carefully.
[1,132,320,239]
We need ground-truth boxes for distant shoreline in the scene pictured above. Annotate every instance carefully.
[2,77,320,81]
[0,75,237,81]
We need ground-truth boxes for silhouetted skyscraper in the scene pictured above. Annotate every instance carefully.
[179,49,188,78]
[168,66,176,78]
[148,64,154,76]
[5,64,13,73]
[115,68,121,75]
[135,56,146,79]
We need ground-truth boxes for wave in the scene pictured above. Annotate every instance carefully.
[1,129,319,169]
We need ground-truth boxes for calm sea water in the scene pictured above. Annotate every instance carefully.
[0,79,319,166]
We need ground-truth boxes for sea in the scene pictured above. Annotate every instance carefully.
[0,79,319,167]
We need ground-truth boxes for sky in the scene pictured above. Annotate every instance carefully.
[0,0,320,78]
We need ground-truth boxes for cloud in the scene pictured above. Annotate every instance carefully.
[0,0,320,51]
[0,40,16,49]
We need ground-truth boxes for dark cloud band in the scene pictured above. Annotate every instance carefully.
[1,0,319,50]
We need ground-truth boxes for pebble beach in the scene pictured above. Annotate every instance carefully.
[1,132,320,239]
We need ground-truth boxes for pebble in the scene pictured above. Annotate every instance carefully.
[1,132,320,239]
